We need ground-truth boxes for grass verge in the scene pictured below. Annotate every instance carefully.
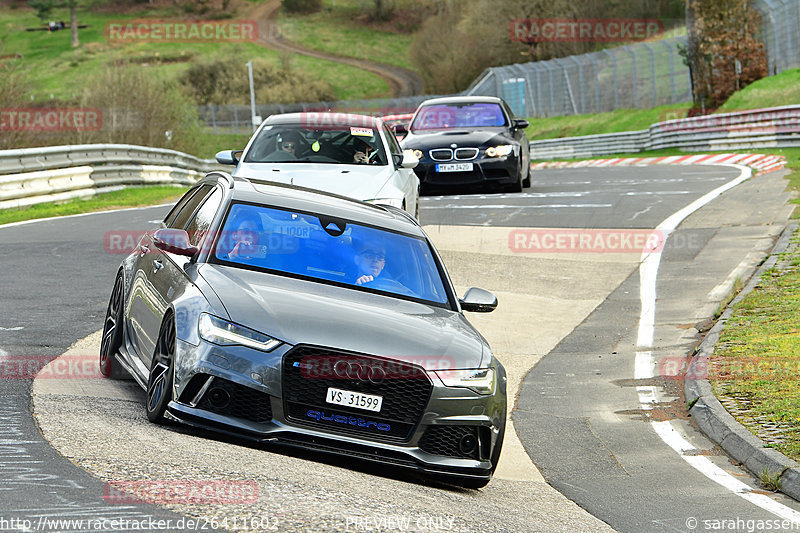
[0,185,185,226]
[710,228,800,462]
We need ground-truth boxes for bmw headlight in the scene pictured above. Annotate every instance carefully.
[435,368,496,395]
[198,313,281,352]
[412,149,423,160]
[485,145,513,158]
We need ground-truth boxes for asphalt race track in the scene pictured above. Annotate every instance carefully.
[1,164,798,532]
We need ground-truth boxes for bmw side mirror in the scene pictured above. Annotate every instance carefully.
[153,228,199,257]
[215,150,241,165]
[460,287,497,313]
[401,150,419,169]
[393,123,408,136]
[512,119,529,130]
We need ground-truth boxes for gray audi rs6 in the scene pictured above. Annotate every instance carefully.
[100,172,506,488]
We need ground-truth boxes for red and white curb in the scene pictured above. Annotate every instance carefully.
[532,153,787,175]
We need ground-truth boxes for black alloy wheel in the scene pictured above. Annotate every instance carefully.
[146,314,176,424]
[99,272,128,379]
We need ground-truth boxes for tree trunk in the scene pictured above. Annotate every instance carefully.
[70,4,78,48]
[685,0,702,107]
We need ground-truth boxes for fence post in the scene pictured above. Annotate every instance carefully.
[544,61,556,117]
[533,64,544,117]
[642,43,657,108]
[569,56,585,114]
[603,49,619,109]
[624,46,638,108]
[587,54,601,113]
[210,105,217,135]
[661,40,676,103]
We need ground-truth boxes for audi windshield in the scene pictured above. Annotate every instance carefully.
[211,203,450,306]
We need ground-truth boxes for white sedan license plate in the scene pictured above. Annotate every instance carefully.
[436,163,473,172]
[326,387,383,412]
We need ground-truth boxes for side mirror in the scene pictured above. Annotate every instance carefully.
[392,123,408,136]
[153,228,199,257]
[400,150,419,169]
[512,119,530,130]
[215,150,241,165]
[459,287,497,313]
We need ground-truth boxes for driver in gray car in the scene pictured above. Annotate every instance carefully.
[353,240,386,285]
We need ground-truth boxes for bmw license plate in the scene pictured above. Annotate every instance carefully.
[436,163,473,172]
[326,387,383,412]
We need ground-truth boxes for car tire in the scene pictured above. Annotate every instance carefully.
[506,171,523,193]
[99,272,129,380]
[459,417,506,490]
[145,314,176,424]
[522,163,531,188]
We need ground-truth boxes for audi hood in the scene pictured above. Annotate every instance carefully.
[197,264,488,369]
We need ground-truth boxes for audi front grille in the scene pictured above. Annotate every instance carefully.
[282,346,433,442]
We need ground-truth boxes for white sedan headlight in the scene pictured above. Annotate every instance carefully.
[435,368,496,395]
[198,313,281,352]
[485,145,514,157]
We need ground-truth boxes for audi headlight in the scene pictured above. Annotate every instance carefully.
[435,368,496,395]
[485,145,513,157]
[198,313,281,352]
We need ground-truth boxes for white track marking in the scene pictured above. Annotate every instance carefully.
[425,204,614,210]
[634,163,800,522]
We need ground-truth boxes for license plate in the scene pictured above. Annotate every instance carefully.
[326,387,383,412]
[436,163,473,172]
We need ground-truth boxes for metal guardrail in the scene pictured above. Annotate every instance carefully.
[0,144,226,210]
[530,105,800,160]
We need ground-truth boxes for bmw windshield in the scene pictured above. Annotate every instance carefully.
[211,203,450,306]
[410,103,508,131]
[243,124,388,166]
